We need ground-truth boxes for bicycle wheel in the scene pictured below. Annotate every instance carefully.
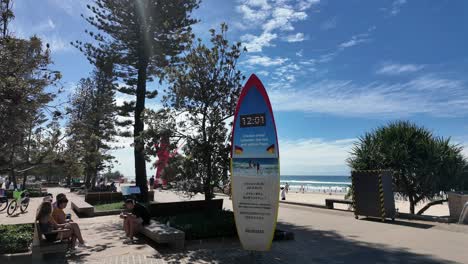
[0,198,7,212]
[20,199,29,213]
[7,200,17,215]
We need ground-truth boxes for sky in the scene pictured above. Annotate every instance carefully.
[10,0,468,177]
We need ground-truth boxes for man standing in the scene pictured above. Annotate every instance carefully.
[149,176,155,191]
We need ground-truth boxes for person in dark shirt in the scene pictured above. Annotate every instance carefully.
[120,199,150,243]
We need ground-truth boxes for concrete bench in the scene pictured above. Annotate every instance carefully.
[32,222,70,261]
[325,199,353,209]
[71,199,94,217]
[140,220,185,249]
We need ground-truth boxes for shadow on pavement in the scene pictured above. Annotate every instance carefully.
[151,222,454,264]
[360,217,435,229]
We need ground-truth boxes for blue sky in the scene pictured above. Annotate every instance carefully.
[10,0,468,177]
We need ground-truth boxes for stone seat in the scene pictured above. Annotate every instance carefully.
[71,199,94,217]
[140,220,185,249]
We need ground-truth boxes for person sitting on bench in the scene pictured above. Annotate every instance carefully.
[120,199,150,244]
[36,201,82,247]
[52,197,87,247]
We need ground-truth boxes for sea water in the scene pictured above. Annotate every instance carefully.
[280,175,351,193]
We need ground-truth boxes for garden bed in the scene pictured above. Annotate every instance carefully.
[0,224,33,254]
[155,210,236,240]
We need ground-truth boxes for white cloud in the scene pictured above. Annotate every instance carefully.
[296,49,303,57]
[236,4,270,23]
[284,32,305,42]
[296,0,320,11]
[338,27,375,49]
[241,32,277,52]
[263,6,307,32]
[279,137,353,175]
[339,36,370,48]
[390,0,407,16]
[268,74,468,118]
[244,0,271,10]
[34,18,56,32]
[377,62,425,75]
[243,55,288,67]
[236,0,318,50]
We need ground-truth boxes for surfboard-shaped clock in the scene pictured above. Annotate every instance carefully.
[231,74,280,251]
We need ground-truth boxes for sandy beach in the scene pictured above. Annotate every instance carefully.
[281,191,450,216]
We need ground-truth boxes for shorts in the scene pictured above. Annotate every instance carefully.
[44,233,58,242]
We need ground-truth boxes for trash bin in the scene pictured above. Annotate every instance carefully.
[352,170,396,222]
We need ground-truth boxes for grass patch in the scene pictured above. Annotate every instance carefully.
[93,201,125,212]
[0,224,33,254]
[155,210,237,240]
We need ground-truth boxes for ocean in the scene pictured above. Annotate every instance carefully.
[126,174,352,193]
[280,175,351,193]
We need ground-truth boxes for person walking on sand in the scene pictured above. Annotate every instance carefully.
[285,182,289,193]
[256,162,260,175]
[281,187,286,200]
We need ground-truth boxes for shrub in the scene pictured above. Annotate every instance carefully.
[155,210,236,240]
[0,224,33,254]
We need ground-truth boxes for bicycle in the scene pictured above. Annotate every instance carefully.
[7,189,30,216]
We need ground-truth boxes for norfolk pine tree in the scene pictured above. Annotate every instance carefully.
[75,0,199,200]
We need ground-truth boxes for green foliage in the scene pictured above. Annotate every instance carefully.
[159,23,245,200]
[0,2,62,188]
[102,170,125,181]
[155,210,236,240]
[348,121,467,214]
[0,224,33,254]
[94,201,125,212]
[66,57,118,189]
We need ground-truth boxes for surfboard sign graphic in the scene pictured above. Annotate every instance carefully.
[231,74,280,251]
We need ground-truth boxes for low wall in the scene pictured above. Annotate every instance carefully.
[448,191,468,220]
[85,191,155,204]
[85,192,123,204]
[148,199,223,217]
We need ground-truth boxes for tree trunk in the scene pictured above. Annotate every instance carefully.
[134,55,148,202]
[204,153,213,201]
[11,167,17,189]
[22,172,27,190]
[409,195,415,214]
[417,199,448,215]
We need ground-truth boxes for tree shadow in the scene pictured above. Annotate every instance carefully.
[149,222,454,264]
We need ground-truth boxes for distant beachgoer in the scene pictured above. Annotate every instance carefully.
[285,183,289,193]
[256,162,260,175]
[281,187,286,201]
[149,176,155,191]
[110,182,117,192]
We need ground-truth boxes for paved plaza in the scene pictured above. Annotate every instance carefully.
[1,188,468,263]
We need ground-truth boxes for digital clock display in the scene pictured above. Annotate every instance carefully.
[240,113,266,128]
